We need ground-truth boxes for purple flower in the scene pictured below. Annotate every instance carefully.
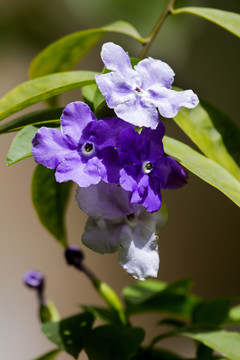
[77,181,168,280]
[95,42,199,129]
[23,269,45,304]
[32,101,130,187]
[117,123,188,213]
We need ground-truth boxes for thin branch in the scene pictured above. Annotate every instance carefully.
[139,0,176,59]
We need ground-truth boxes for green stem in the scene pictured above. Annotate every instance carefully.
[139,0,176,59]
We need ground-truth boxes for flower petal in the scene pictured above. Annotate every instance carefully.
[61,101,97,146]
[115,99,159,128]
[118,222,159,280]
[100,42,134,78]
[141,178,162,213]
[76,181,133,219]
[154,156,188,189]
[55,155,101,187]
[82,216,122,254]
[95,72,136,109]
[32,127,74,169]
[150,87,199,118]
[134,57,175,89]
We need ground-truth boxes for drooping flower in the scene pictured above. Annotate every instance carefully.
[76,181,168,280]
[95,42,199,129]
[32,101,131,187]
[117,123,188,213]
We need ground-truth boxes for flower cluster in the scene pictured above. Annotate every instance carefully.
[32,42,198,279]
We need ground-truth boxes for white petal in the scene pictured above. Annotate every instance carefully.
[118,222,160,280]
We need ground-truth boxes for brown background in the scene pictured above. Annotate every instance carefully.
[0,0,239,358]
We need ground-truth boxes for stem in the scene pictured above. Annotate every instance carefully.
[139,0,176,59]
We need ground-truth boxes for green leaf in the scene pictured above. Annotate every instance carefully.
[182,329,240,360]
[81,305,122,325]
[34,349,61,360]
[0,71,96,121]
[163,136,240,207]
[173,98,240,181]
[84,325,145,360]
[32,165,72,247]
[39,301,61,323]
[42,312,94,359]
[123,279,199,318]
[7,125,38,165]
[0,108,62,134]
[29,21,144,79]
[172,7,240,38]
[82,84,98,109]
[192,299,231,326]
[123,279,167,305]
[224,304,240,325]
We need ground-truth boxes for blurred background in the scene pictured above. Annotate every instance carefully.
[0,0,239,359]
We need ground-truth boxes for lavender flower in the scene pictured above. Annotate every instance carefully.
[95,42,199,129]
[76,182,168,280]
[117,123,188,213]
[23,269,45,304]
[32,101,130,187]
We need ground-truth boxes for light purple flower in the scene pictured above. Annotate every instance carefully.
[77,181,168,280]
[23,269,45,304]
[32,101,130,187]
[95,42,199,129]
[117,123,188,213]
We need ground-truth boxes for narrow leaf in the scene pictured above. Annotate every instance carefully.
[29,21,144,79]
[163,136,240,207]
[182,330,240,360]
[42,312,94,359]
[0,71,96,121]
[7,125,38,165]
[34,349,61,360]
[32,165,72,247]
[84,325,145,360]
[172,7,240,38]
[0,108,62,134]
[173,98,240,181]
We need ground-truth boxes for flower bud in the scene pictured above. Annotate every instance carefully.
[65,246,85,270]
[23,269,45,304]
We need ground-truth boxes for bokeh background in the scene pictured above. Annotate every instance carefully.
[0,0,239,359]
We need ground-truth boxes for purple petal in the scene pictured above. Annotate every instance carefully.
[117,128,144,165]
[95,72,136,109]
[99,147,121,184]
[149,87,199,118]
[140,123,165,161]
[118,223,159,280]
[32,127,74,169]
[115,99,159,128]
[76,181,133,219]
[134,57,175,89]
[61,102,97,146]
[141,179,162,213]
[82,216,122,254]
[55,155,101,187]
[155,157,188,189]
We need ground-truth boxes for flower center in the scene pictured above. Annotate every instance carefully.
[142,161,153,174]
[126,213,137,227]
[81,142,95,156]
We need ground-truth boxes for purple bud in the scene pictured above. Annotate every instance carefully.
[23,269,45,304]
[65,246,85,269]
